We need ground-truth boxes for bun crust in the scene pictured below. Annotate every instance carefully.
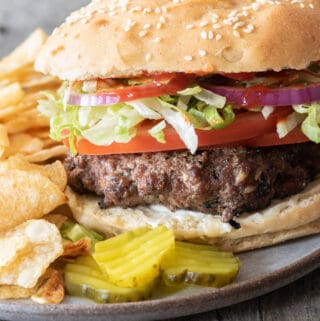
[66,176,320,253]
[35,0,320,80]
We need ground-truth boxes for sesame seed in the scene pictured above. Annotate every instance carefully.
[199,21,209,27]
[233,30,241,38]
[143,23,151,29]
[243,24,254,33]
[145,53,151,61]
[155,7,161,14]
[223,19,233,26]
[200,31,207,40]
[251,3,260,11]
[154,37,161,43]
[139,30,148,37]
[143,7,152,14]
[228,10,238,17]
[159,16,166,23]
[215,34,222,41]
[130,6,142,13]
[198,50,207,57]
[212,23,221,29]
[300,3,304,8]
[233,21,245,29]
[208,30,214,39]
[309,3,314,8]
[211,13,219,20]
[184,55,193,61]
[186,24,194,30]
[156,22,163,29]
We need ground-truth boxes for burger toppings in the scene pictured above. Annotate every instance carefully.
[39,64,320,156]
[65,143,320,222]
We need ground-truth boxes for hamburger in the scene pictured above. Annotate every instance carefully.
[35,0,320,252]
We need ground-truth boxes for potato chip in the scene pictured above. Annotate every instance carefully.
[28,129,50,139]
[42,138,60,149]
[0,219,63,288]
[0,285,36,300]
[0,100,35,121]
[0,124,9,159]
[0,29,47,78]
[0,234,29,267]
[0,83,25,109]
[0,156,67,191]
[22,75,60,91]
[25,145,68,163]
[62,238,92,259]
[31,268,64,304]
[0,169,66,232]
[8,133,44,154]
[5,113,49,134]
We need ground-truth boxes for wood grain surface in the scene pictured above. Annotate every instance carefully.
[0,1,319,320]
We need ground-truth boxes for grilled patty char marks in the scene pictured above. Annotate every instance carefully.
[65,143,320,222]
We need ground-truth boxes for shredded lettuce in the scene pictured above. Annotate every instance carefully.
[156,99,198,153]
[276,112,305,139]
[293,103,320,142]
[204,105,235,129]
[126,98,162,119]
[261,106,274,120]
[148,120,166,143]
[38,86,232,154]
[194,88,226,108]
[177,86,202,96]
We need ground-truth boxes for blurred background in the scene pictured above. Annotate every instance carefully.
[0,0,89,57]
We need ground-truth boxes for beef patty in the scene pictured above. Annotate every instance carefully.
[65,143,320,222]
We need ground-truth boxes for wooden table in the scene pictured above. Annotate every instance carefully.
[1,1,319,320]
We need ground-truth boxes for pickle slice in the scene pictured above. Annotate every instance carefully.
[93,226,175,288]
[64,256,155,303]
[161,241,240,288]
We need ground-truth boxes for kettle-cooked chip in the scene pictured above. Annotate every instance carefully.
[0,156,67,191]
[0,285,36,300]
[0,220,63,289]
[0,169,66,232]
[61,238,92,259]
[8,133,44,155]
[31,268,64,304]
[0,29,47,78]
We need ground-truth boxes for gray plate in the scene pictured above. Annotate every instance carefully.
[0,235,319,321]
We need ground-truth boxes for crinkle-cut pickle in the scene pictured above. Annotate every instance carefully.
[93,226,175,288]
[161,241,240,288]
[64,256,155,303]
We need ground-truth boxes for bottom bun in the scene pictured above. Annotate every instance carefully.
[66,177,320,253]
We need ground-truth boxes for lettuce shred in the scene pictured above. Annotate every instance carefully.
[38,86,233,154]
[293,103,320,143]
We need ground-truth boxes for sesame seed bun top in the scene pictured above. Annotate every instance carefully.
[35,0,320,81]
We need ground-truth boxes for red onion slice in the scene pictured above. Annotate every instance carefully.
[68,93,119,106]
[202,83,320,107]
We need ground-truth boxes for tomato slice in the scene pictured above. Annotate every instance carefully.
[63,108,294,155]
[68,73,197,107]
[220,72,257,81]
[244,127,308,147]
